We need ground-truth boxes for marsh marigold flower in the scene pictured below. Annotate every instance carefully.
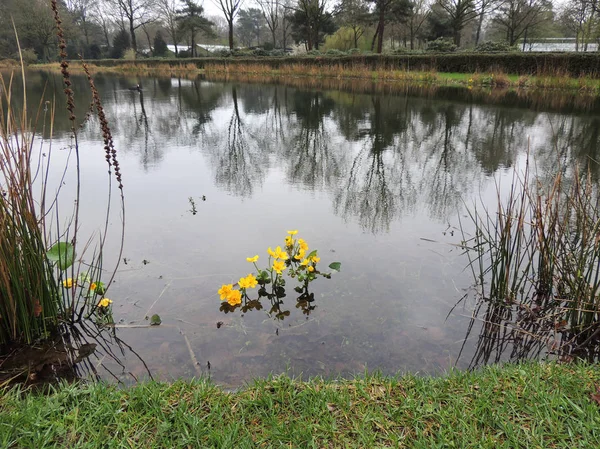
[294,249,306,260]
[227,289,242,306]
[285,236,294,247]
[273,260,286,274]
[268,246,288,260]
[63,278,74,288]
[308,266,315,272]
[298,238,308,252]
[300,258,309,266]
[218,284,234,300]
[239,274,258,289]
[311,256,320,263]
[98,298,112,307]
[287,230,298,235]
[246,255,259,263]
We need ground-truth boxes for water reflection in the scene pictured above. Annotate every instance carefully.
[19,71,600,231]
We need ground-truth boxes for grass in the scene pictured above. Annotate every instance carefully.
[1,362,599,448]
[30,60,600,93]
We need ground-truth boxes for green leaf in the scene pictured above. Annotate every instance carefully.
[47,242,76,270]
[306,250,318,260]
[328,262,341,272]
[150,314,162,326]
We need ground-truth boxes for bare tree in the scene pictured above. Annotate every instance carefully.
[213,0,244,49]
[257,0,280,47]
[436,0,478,46]
[158,0,183,55]
[492,0,552,47]
[104,0,158,53]
[407,0,430,49]
[474,0,503,45]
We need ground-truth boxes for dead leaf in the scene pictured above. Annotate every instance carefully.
[33,300,42,317]
[590,385,600,406]
[326,403,337,412]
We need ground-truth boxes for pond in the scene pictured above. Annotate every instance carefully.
[14,70,600,386]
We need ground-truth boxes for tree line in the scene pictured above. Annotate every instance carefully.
[0,0,595,61]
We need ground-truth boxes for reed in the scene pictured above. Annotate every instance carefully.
[461,156,600,357]
[0,5,125,346]
[0,68,61,344]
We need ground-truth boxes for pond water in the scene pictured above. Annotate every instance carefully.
[14,70,600,386]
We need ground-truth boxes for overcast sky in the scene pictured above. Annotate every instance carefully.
[200,0,570,26]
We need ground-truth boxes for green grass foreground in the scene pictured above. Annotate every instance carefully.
[1,363,600,448]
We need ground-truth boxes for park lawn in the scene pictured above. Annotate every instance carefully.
[1,362,600,448]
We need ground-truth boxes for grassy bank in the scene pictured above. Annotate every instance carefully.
[31,60,600,93]
[2,362,600,448]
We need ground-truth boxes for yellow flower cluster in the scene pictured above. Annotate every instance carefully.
[218,283,242,306]
[98,298,112,308]
[218,230,333,309]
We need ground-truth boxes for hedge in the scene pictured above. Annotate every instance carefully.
[83,53,600,77]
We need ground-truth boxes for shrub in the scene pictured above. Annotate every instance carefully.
[252,48,269,56]
[347,48,361,54]
[17,48,38,64]
[268,49,285,57]
[307,50,322,56]
[475,41,517,53]
[426,38,457,53]
[123,48,136,60]
[325,49,346,56]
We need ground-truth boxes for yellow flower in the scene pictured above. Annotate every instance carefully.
[218,284,234,300]
[294,249,306,260]
[89,282,97,292]
[285,236,294,247]
[98,298,112,308]
[62,278,74,288]
[311,256,320,263]
[227,289,242,306]
[245,274,258,289]
[239,274,258,289]
[268,246,288,260]
[300,259,309,266]
[246,255,259,263]
[272,260,286,274]
[308,266,315,272]
[298,239,309,252]
[287,230,298,235]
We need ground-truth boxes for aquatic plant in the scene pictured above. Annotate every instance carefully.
[0,5,124,345]
[218,231,341,319]
[460,156,600,361]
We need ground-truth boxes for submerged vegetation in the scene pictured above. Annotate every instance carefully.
[461,158,600,364]
[2,362,600,448]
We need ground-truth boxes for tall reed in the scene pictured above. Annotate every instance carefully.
[461,156,600,357]
[0,68,61,344]
[0,5,124,346]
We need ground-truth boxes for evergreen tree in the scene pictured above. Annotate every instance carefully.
[154,30,168,56]
[111,29,131,58]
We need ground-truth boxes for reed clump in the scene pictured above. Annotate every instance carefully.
[462,158,600,358]
[0,70,61,344]
[0,3,124,346]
